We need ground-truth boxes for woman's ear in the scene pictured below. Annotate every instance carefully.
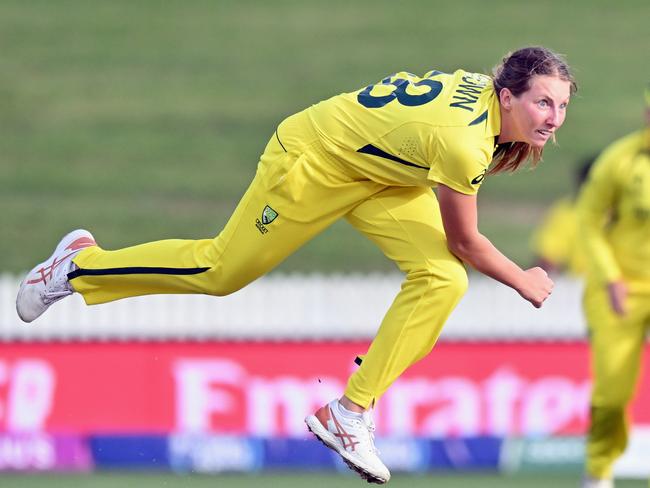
[499,88,513,111]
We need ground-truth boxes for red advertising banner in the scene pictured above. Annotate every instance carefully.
[0,342,648,437]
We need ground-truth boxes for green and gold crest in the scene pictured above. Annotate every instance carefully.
[262,205,278,225]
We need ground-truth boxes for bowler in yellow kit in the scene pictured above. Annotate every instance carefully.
[17,46,575,484]
[577,86,650,488]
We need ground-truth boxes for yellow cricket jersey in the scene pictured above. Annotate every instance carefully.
[577,128,650,289]
[530,197,586,276]
[306,69,501,195]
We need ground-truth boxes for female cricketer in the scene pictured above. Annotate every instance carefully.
[17,46,575,484]
[578,85,650,488]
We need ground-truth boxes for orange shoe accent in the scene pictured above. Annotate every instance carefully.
[314,404,331,426]
[66,237,96,251]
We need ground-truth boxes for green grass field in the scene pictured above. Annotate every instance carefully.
[2,0,649,272]
[0,472,646,488]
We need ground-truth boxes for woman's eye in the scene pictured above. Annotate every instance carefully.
[538,100,549,108]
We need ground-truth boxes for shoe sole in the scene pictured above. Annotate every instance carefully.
[16,229,94,323]
[305,415,389,484]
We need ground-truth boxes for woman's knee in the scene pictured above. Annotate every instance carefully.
[198,266,246,297]
[408,260,468,301]
[208,274,248,297]
[432,261,468,300]
[210,284,237,297]
[445,264,469,298]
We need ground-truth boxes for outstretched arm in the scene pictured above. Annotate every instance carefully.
[437,184,553,308]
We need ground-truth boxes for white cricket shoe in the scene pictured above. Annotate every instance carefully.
[305,399,390,484]
[581,476,614,488]
[16,229,96,323]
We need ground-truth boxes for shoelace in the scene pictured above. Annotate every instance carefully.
[361,411,380,455]
[42,258,75,304]
[43,288,73,305]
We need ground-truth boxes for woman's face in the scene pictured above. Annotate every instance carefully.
[502,75,572,148]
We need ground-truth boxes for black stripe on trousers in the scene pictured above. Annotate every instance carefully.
[68,266,210,279]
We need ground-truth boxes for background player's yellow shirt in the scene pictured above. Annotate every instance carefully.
[577,128,650,290]
[306,69,501,195]
[530,197,586,276]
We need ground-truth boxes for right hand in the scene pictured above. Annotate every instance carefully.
[518,267,554,308]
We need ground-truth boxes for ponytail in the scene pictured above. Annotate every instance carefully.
[489,142,542,175]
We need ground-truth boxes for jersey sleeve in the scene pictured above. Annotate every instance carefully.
[576,143,624,283]
[427,127,490,195]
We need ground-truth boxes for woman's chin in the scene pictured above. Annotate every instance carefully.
[528,136,549,148]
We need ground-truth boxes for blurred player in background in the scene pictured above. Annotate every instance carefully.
[17,46,575,484]
[530,155,595,275]
[577,85,650,488]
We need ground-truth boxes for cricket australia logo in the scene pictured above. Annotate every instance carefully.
[262,205,278,224]
[255,205,279,234]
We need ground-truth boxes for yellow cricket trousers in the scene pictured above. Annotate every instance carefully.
[583,280,650,479]
[70,110,468,408]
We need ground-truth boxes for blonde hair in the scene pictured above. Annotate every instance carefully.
[489,46,577,175]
